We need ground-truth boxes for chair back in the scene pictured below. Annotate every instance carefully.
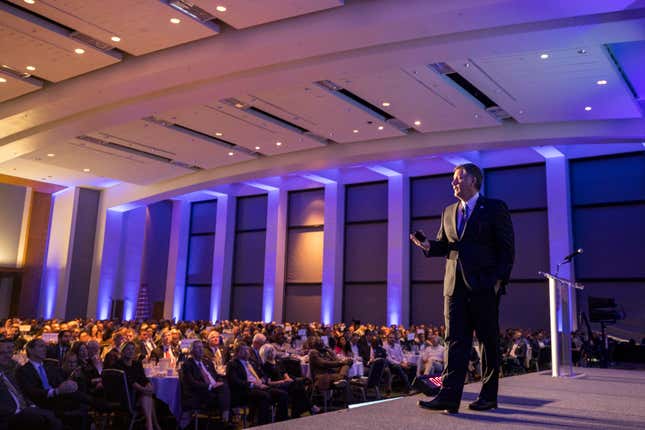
[366,358,386,388]
[102,368,135,414]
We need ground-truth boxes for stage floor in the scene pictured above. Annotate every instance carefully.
[256,367,645,429]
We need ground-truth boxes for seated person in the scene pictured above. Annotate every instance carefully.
[16,338,90,429]
[418,335,445,376]
[101,332,125,370]
[150,331,179,364]
[202,331,229,372]
[0,336,62,430]
[181,341,231,424]
[114,342,161,430]
[226,344,288,424]
[260,344,318,417]
[308,336,353,402]
[383,333,411,393]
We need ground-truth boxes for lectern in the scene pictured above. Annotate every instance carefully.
[538,271,584,377]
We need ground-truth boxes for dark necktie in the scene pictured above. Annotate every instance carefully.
[0,371,29,411]
[457,205,469,236]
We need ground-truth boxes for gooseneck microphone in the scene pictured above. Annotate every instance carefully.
[563,248,583,263]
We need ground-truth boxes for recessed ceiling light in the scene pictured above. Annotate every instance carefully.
[170,18,181,24]
[596,79,607,85]
[26,65,36,71]
[24,0,35,4]
[111,36,121,42]
[255,146,261,150]
[381,102,391,107]
[74,48,85,54]
[215,132,223,136]
[353,129,359,133]
[377,126,384,130]
[47,153,55,157]
[83,168,91,172]
[414,120,421,126]
[216,5,227,12]
[0,77,6,83]
[584,106,592,111]
[228,151,234,156]
[234,103,244,109]
[540,53,549,59]
[276,141,283,146]
[577,48,587,54]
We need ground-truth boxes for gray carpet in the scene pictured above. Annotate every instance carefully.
[255,367,645,429]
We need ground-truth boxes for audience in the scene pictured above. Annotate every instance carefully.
[0,316,633,428]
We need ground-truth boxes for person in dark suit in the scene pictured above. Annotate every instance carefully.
[226,344,288,424]
[412,163,514,413]
[16,338,91,429]
[0,337,62,430]
[45,330,72,365]
[181,341,231,424]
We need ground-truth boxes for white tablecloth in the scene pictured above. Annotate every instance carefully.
[150,376,182,420]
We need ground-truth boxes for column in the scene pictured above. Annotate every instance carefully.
[211,194,236,323]
[263,189,288,322]
[163,200,190,321]
[386,174,410,326]
[321,182,344,324]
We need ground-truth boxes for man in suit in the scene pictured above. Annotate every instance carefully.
[181,341,231,424]
[17,338,92,429]
[151,330,180,363]
[226,344,288,424]
[45,330,72,365]
[412,163,514,413]
[203,330,229,370]
[0,337,62,430]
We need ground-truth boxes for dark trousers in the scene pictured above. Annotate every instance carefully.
[4,407,62,430]
[439,275,500,404]
[248,387,288,424]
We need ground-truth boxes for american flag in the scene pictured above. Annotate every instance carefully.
[429,376,442,387]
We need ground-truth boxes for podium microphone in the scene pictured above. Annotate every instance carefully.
[563,248,583,263]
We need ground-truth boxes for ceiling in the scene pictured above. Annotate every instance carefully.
[0,0,644,206]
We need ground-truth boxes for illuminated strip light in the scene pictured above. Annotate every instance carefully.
[532,146,564,159]
[368,165,401,177]
[245,181,279,192]
[301,173,336,184]
[348,397,403,409]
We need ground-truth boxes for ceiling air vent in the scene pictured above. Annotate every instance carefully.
[69,31,115,51]
[168,0,216,22]
[314,80,411,133]
[428,62,514,121]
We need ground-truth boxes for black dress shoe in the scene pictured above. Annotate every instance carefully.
[468,398,498,411]
[418,397,459,414]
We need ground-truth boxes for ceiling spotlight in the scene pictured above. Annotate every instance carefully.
[215,132,223,136]
[111,36,121,42]
[596,79,607,85]
[381,102,391,107]
[74,48,85,54]
[377,125,384,130]
[26,65,36,71]
[83,168,91,172]
[414,120,421,126]
[584,106,592,111]
[170,18,181,24]
[24,0,35,4]
[0,77,6,83]
[216,5,227,12]
[276,141,283,146]
[255,146,261,151]
[540,53,549,59]
[47,153,55,157]
[353,129,359,133]
[234,103,244,109]
[228,151,234,156]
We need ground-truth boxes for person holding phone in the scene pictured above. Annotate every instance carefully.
[410,163,514,414]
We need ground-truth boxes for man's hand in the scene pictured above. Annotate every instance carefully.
[409,234,430,251]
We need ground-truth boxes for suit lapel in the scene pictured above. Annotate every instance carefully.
[449,202,459,240]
